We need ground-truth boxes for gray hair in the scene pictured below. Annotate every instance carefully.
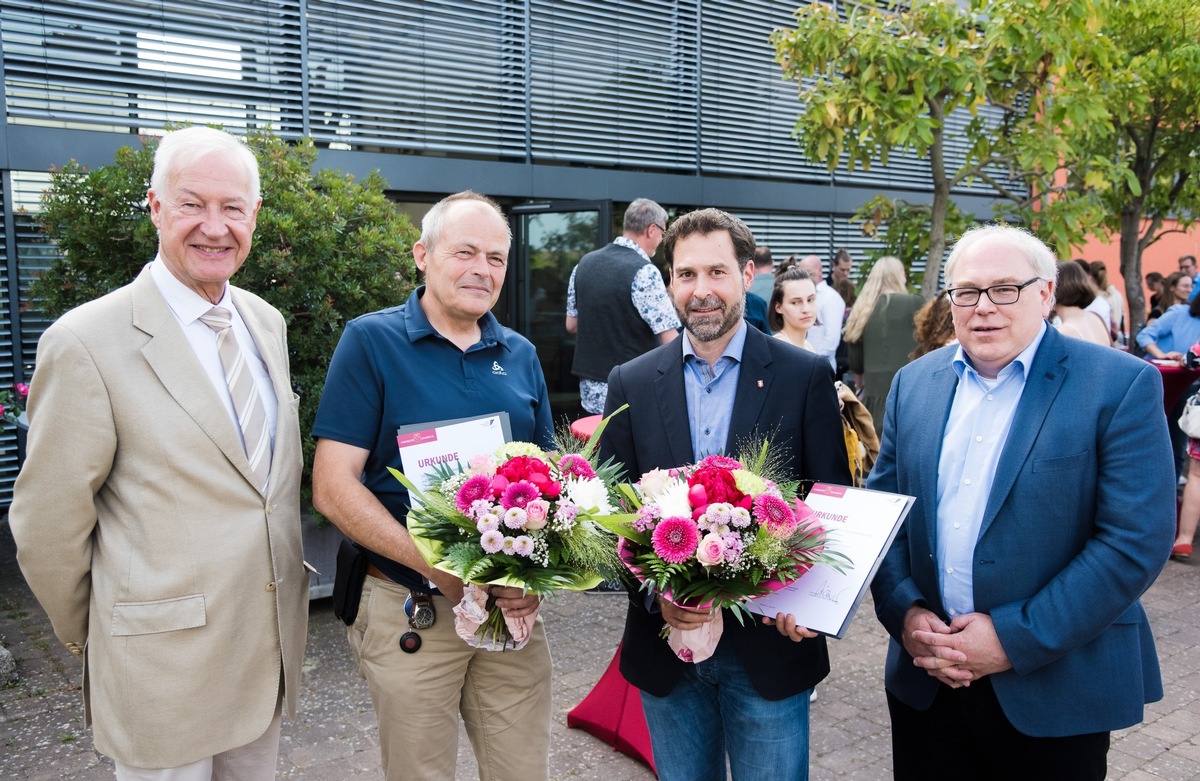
[420,191,511,251]
[150,126,260,204]
[623,198,667,234]
[945,224,1058,283]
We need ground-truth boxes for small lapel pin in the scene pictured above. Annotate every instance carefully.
[756,380,764,388]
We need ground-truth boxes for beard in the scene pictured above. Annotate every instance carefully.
[680,294,745,343]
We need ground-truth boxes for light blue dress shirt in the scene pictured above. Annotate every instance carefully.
[936,322,1048,618]
[1135,303,1200,355]
[681,321,747,460]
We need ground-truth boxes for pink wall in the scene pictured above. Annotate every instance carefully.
[1071,221,1200,318]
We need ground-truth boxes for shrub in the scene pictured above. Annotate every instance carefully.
[33,127,420,501]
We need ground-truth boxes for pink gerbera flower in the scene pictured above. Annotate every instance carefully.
[754,494,797,537]
[696,454,743,471]
[651,517,700,564]
[500,480,540,510]
[456,474,494,513]
[557,453,597,480]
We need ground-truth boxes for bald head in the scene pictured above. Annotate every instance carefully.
[798,254,823,279]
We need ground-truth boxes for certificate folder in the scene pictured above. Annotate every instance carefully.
[396,412,511,508]
[747,483,913,639]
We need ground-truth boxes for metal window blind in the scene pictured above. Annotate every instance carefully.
[739,210,884,273]
[527,0,699,171]
[10,173,57,374]
[305,0,526,156]
[0,176,19,504]
[1,0,303,134]
[698,0,829,181]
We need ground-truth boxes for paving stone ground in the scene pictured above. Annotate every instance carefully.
[2,517,1198,780]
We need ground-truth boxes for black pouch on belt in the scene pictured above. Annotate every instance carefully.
[332,538,368,626]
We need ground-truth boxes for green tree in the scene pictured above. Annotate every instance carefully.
[853,194,973,283]
[1036,1,1200,336]
[33,128,420,498]
[773,0,1108,297]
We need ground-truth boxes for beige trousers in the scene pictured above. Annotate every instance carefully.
[350,574,552,781]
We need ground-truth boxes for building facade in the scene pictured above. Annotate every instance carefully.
[0,0,1009,503]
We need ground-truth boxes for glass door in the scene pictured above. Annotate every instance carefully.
[503,201,612,424]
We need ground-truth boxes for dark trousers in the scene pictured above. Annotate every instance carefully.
[887,679,1109,781]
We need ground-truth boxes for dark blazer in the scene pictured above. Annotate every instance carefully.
[868,327,1175,737]
[600,325,852,700]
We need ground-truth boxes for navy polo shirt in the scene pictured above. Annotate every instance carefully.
[313,286,554,589]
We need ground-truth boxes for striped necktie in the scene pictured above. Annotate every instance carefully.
[199,306,272,492]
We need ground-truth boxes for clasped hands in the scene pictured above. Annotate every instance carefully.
[902,605,1012,688]
[657,597,818,643]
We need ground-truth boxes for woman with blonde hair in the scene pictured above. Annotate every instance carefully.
[843,256,923,433]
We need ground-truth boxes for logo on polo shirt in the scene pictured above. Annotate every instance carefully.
[492,361,507,376]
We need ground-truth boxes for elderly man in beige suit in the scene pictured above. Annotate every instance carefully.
[9,126,307,780]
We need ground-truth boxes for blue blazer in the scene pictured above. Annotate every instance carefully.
[868,326,1175,737]
[600,325,852,700]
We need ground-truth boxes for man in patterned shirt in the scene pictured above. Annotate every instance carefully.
[566,198,680,414]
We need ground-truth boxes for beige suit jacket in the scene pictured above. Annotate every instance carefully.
[9,266,308,768]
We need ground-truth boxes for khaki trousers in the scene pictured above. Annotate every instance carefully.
[350,575,552,781]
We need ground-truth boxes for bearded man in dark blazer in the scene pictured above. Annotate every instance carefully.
[599,208,851,781]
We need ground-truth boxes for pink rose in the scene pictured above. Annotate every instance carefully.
[696,532,725,566]
[524,499,550,529]
[468,453,495,476]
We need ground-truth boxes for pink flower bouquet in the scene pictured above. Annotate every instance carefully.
[598,441,849,662]
[390,413,631,650]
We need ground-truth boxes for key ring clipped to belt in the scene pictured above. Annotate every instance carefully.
[399,591,436,653]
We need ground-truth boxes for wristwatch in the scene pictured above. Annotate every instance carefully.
[405,593,436,630]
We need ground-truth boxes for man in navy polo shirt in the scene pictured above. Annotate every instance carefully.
[312,191,555,781]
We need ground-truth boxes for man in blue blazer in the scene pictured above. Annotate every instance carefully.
[868,225,1175,779]
[600,208,851,781]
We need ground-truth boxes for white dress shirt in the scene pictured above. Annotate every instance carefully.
[150,257,279,449]
[935,323,1046,617]
[807,280,844,370]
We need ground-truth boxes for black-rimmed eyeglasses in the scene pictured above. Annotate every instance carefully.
[946,277,1043,307]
